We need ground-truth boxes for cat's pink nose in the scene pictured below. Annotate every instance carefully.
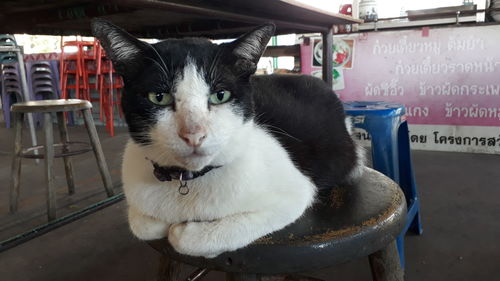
[178,132,206,147]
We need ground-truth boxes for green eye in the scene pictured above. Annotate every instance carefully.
[209,90,232,105]
[148,92,173,106]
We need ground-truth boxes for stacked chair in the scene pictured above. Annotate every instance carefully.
[1,34,22,128]
[1,63,24,128]
[1,34,61,128]
[1,36,124,134]
[60,39,97,100]
[60,38,122,136]
[98,58,123,136]
[0,34,18,63]
[1,35,40,156]
[25,60,61,126]
[26,60,59,101]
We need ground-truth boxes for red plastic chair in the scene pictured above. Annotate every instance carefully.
[59,39,97,100]
[98,58,123,136]
[60,38,122,135]
[81,40,102,101]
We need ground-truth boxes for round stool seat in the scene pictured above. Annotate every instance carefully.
[149,167,407,274]
[10,99,91,113]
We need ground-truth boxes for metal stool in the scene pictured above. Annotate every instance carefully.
[343,101,423,268]
[149,167,406,281]
[9,99,114,221]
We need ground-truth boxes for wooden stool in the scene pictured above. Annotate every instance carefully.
[149,167,406,281]
[9,99,114,221]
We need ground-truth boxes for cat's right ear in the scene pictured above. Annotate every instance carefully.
[91,18,149,79]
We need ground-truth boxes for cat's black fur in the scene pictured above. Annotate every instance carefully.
[252,75,357,189]
[92,19,358,190]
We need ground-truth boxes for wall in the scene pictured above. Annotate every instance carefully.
[301,24,500,154]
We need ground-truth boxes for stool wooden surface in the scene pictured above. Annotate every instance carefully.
[10,99,92,113]
[149,167,407,281]
[10,99,114,221]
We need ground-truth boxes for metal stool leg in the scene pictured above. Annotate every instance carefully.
[364,119,413,267]
[260,275,325,281]
[16,49,39,160]
[396,235,405,268]
[82,108,114,197]
[409,208,423,235]
[9,112,24,213]
[157,256,182,281]
[397,122,423,236]
[43,112,57,221]
[227,273,325,281]
[369,241,404,281]
[227,273,260,281]
[56,112,76,195]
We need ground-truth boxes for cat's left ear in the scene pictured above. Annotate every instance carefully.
[227,23,276,76]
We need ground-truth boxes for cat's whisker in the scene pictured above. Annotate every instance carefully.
[208,48,222,81]
[257,121,302,142]
[144,57,169,80]
[152,150,170,162]
[264,127,302,142]
[253,112,266,122]
[145,44,169,76]
[254,114,295,138]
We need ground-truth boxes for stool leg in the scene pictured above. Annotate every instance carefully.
[367,126,399,183]
[260,275,325,281]
[16,50,40,160]
[397,122,423,236]
[226,273,260,281]
[56,112,76,195]
[369,241,404,281]
[9,112,24,213]
[157,256,182,281]
[396,235,405,268]
[409,209,423,235]
[4,94,12,128]
[82,108,114,197]
[44,112,57,221]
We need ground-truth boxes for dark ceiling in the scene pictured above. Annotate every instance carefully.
[0,0,361,39]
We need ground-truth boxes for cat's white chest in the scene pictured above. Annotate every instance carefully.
[121,123,316,224]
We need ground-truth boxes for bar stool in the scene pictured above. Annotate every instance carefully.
[343,101,423,268]
[150,167,406,281]
[9,99,115,221]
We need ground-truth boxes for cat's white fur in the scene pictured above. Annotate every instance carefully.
[122,60,317,258]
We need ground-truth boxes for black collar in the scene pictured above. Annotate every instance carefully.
[151,161,221,182]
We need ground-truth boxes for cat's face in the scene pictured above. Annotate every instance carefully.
[92,19,274,170]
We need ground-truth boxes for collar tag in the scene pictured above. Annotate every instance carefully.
[178,173,189,195]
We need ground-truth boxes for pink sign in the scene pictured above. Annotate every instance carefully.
[301,25,500,126]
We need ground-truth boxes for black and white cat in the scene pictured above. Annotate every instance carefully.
[91,19,364,258]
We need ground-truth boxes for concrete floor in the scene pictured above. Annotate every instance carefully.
[0,123,128,241]
[0,125,499,281]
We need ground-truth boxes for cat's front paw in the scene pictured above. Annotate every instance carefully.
[131,220,169,240]
[168,222,224,258]
[128,207,169,240]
